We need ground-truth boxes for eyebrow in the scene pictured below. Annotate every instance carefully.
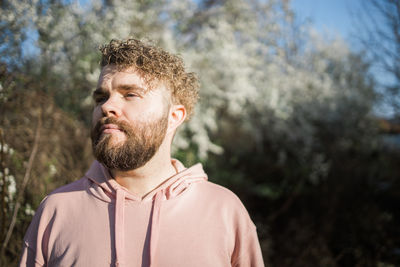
[117,84,146,93]
[93,84,146,97]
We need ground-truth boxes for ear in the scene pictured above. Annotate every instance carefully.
[167,104,186,134]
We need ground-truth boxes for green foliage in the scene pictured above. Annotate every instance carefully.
[0,0,399,266]
[0,66,92,264]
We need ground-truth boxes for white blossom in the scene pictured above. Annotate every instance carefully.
[2,0,375,166]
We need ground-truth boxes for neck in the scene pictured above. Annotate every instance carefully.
[110,140,176,199]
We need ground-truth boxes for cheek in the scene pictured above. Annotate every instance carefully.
[92,107,102,127]
[123,102,152,122]
[125,107,166,124]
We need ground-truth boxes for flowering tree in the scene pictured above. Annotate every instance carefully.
[0,0,381,265]
[0,0,376,158]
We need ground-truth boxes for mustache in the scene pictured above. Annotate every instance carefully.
[91,117,132,144]
[94,117,131,133]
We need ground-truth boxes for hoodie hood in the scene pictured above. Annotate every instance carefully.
[83,159,208,267]
[84,159,207,202]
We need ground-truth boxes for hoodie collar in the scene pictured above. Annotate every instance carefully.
[84,159,207,202]
[84,159,207,267]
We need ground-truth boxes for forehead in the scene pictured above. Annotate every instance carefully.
[98,65,147,89]
[96,65,171,103]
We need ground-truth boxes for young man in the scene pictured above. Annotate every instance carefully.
[19,39,264,267]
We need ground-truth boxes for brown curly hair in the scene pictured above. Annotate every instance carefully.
[99,38,199,119]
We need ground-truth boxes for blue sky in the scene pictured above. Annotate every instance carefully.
[291,0,395,116]
[291,0,359,41]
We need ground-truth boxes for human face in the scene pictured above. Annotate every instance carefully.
[91,65,170,171]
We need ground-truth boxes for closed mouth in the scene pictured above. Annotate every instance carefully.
[100,124,122,133]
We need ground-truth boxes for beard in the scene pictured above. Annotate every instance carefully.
[91,114,169,171]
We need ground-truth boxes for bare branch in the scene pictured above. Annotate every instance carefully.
[1,113,41,253]
[352,0,400,113]
[0,128,6,241]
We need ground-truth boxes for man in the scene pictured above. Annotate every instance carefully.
[20,39,264,267]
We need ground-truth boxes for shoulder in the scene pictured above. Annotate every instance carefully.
[195,180,244,205]
[39,178,89,210]
[50,177,88,195]
[192,181,255,226]
[27,178,92,231]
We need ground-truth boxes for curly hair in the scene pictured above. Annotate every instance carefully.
[99,38,199,119]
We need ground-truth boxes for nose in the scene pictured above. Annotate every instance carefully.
[101,95,122,117]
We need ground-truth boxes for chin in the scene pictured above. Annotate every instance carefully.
[97,132,126,147]
[108,134,127,145]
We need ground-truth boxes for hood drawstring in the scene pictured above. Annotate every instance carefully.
[114,188,165,267]
[149,189,164,267]
[115,188,126,267]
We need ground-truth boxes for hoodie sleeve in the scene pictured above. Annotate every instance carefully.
[231,223,265,267]
[19,197,50,267]
[19,243,44,267]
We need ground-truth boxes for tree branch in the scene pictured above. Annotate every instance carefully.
[1,113,41,253]
[0,128,6,241]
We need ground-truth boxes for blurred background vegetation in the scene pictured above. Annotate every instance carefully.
[1,0,399,266]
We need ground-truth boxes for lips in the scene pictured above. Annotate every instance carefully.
[100,124,123,133]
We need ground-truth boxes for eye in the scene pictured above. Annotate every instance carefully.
[125,93,139,98]
[94,95,108,104]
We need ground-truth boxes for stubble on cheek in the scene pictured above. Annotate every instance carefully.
[91,117,128,149]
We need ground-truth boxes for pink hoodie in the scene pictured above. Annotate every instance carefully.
[20,160,264,266]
